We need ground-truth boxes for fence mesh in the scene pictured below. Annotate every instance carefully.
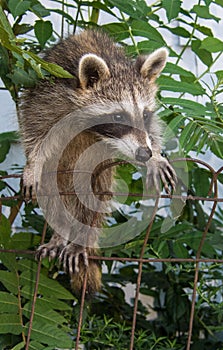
[0,157,222,350]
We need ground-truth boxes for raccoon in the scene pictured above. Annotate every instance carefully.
[19,30,176,295]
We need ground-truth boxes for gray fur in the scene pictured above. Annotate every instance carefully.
[19,30,176,295]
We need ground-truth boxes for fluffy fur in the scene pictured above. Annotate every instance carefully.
[19,30,176,295]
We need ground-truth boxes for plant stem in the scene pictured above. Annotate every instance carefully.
[89,0,100,25]
[120,11,139,54]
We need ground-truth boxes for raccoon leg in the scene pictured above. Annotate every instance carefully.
[146,154,177,194]
[23,161,36,201]
[59,243,101,295]
[36,232,67,261]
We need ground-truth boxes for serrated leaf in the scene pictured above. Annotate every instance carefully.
[8,0,31,18]
[34,20,53,49]
[0,314,22,334]
[0,292,19,313]
[200,37,223,53]
[162,0,181,21]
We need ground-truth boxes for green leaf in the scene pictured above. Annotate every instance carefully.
[216,70,223,80]
[30,0,50,17]
[193,168,210,197]
[215,0,223,6]
[102,22,129,41]
[27,341,46,350]
[200,37,223,53]
[24,321,74,347]
[158,76,205,95]
[11,342,26,350]
[0,292,19,313]
[34,20,53,49]
[192,5,220,22]
[13,23,33,35]
[131,19,165,44]
[0,138,10,162]
[191,39,213,67]
[8,0,31,18]
[0,314,22,335]
[8,68,37,87]
[0,132,19,162]
[161,97,208,115]
[20,270,75,300]
[194,23,213,37]
[0,214,11,245]
[0,27,73,78]
[0,271,18,294]
[162,0,181,22]
[23,301,67,326]
[165,26,190,38]
[163,114,183,139]
[180,122,196,150]
[164,63,196,78]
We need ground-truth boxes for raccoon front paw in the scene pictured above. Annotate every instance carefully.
[36,237,66,261]
[59,244,89,275]
[146,156,177,195]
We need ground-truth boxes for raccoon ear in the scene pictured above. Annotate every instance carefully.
[136,48,168,81]
[78,53,110,88]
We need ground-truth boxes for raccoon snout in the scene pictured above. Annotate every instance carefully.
[135,147,152,162]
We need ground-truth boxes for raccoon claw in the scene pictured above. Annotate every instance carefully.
[22,164,37,202]
[36,244,61,262]
[146,156,177,195]
[36,234,66,262]
[59,244,89,275]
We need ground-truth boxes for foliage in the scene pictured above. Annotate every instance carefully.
[0,0,223,349]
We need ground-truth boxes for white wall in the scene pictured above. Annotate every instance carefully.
[0,0,222,172]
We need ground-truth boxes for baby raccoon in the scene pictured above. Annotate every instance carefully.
[19,30,176,295]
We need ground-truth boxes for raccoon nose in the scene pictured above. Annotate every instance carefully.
[135,147,152,162]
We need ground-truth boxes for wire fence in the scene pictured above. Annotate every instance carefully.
[0,157,223,350]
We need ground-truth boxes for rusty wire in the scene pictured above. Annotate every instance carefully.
[0,157,223,349]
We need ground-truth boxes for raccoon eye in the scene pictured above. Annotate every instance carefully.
[143,110,153,120]
[113,114,126,122]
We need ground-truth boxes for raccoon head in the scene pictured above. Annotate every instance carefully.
[78,48,168,163]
